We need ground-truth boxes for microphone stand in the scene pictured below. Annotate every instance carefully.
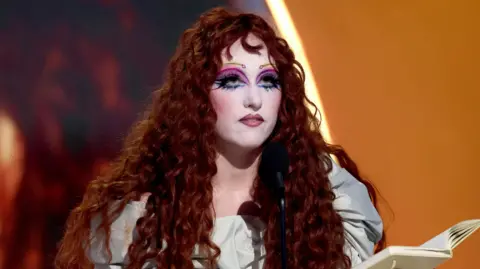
[276,172,287,269]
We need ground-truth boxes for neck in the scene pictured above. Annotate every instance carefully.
[212,141,261,191]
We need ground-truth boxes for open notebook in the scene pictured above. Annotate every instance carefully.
[353,219,480,269]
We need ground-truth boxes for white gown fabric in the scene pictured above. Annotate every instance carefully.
[87,160,383,268]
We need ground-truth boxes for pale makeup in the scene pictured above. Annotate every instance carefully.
[210,34,282,150]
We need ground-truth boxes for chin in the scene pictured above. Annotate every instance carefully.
[235,139,267,151]
[239,143,263,151]
[217,133,269,152]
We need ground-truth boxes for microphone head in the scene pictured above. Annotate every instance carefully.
[259,142,289,190]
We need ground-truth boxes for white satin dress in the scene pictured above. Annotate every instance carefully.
[87,160,383,268]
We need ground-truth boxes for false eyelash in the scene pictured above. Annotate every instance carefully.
[216,73,241,83]
[214,72,244,89]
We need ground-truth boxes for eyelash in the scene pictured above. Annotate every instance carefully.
[258,73,281,90]
[214,73,244,90]
[213,72,281,91]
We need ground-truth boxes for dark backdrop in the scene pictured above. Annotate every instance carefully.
[0,1,272,268]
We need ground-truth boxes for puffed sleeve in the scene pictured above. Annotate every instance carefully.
[87,200,149,269]
[328,158,384,265]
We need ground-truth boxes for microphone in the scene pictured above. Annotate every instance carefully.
[259,142,289,269]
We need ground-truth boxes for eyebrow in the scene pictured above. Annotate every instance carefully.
[259,63,274,69]
[223,62,245,68]
[223,62,276,70]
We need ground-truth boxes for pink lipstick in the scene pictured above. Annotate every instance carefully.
[239,114,264,127]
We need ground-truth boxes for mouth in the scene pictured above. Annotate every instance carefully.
[239,114,264,127]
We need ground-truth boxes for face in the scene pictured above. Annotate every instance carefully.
[210,34,282,150]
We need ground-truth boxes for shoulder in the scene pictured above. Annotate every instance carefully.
[87,193,150,265]
[325,158,384,261]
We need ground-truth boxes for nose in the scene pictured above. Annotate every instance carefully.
[243,86,262,111]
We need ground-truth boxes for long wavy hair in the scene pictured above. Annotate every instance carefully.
[55,7,385,269]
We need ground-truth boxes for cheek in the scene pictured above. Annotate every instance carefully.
[274,92,282,109]
[267,92,282,116]
[210,91,227,114]
[210,91,237,116]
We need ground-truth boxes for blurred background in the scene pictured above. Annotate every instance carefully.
[0,0,478,269]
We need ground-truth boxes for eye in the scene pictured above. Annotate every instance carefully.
[214,71,246,90]
[258,72,281,91]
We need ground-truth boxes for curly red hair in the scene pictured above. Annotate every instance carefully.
[55,7,385,269]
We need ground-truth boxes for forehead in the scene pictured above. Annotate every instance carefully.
[221,34,271,63]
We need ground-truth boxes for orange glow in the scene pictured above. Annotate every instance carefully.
[265,0,333,143]
[0,111,25,269]
[0,112,24,202]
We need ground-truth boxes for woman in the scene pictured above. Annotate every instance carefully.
[55,7,384,269]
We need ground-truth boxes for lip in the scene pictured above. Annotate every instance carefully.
[239,114,264,127]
